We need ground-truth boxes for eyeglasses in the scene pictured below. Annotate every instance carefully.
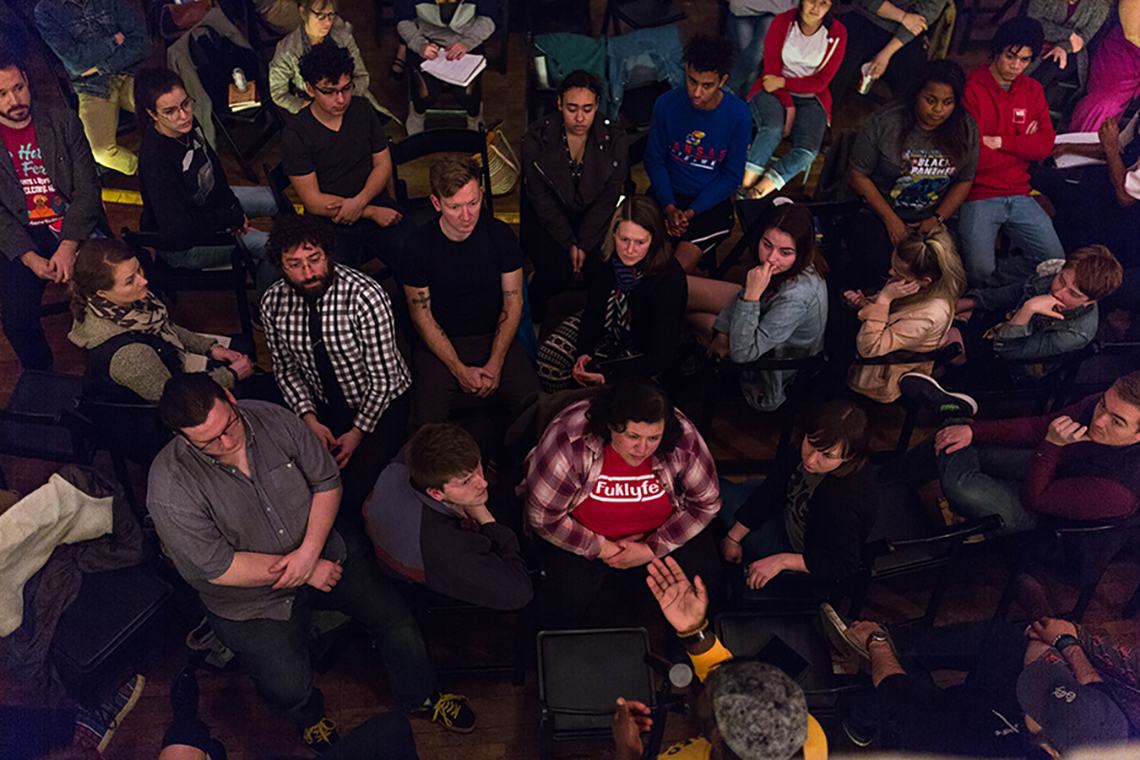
[307,9,336,21]
[313,82,353,97]
[185,403,244,453]
[158,96,194,119]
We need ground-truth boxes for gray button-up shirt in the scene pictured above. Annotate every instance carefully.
[147,400,343,621]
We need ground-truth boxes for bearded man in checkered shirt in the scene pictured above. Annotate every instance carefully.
[261,214,411,521]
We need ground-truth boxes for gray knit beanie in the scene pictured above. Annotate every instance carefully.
[707,661,808,760]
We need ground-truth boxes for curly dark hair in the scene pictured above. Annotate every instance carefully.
[298,40,354,87]
[265,214,336,267]
[584,378,683,456]
[683,34,734,78]
[900,59,973,168]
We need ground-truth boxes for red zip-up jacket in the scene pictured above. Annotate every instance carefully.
[747,9,846,125]
[963,66,1055,201]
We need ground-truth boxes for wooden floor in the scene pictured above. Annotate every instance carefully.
[3,1,1139,757]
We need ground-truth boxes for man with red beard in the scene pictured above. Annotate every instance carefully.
[0,46,103,370]
[261,214,411,521]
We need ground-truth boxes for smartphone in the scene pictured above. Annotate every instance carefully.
[756,634,811,683]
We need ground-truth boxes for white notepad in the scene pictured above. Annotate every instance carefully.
[420,53,487,87]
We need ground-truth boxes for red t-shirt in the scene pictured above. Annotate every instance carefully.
[572,445,674,539]
[1,122,64,229]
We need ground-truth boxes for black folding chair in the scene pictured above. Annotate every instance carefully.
[122,229,256,349]
[850,480,1005,622]
[263,162,298,217]
[602,0,687,36]
[699,353,827,475]
[387,126,494,229]
[994,513,1140,623]
[537,627,677,760]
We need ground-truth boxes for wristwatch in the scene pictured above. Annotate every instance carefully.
[932,212,945,224]
[866,630,890,650]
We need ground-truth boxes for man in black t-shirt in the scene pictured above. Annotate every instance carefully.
[402,156,540,428]
[281,42,408,269]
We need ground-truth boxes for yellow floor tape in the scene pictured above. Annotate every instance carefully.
[102,188,521,224]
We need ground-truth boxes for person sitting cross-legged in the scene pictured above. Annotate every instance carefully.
[364,423,533,610]
[282,41,409,269]
[261,214,412,520]
[899,370,1140,534]
[644,34,751,274]
[522,377,722,627]
[147,375,476,746]
[402,156,540,429]
[820,606,1130,754]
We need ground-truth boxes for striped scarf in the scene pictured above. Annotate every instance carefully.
[597,258,643,358]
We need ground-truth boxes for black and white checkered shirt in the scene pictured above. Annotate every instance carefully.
[261,264,411,433]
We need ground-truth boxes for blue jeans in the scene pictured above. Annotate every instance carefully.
[958,195,1064,287]
[727,12,776,96]
[717,478,795,562]
[745,92,828,188]
[158,185,280,297]
[937,443,1038,534]
[208,525,436,727]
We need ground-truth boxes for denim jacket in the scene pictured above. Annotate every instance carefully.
[713,266,828,411]
[992,272,1098,361]
[605,23,686,118]
[34,0,147,98]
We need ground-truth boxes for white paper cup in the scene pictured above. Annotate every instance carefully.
[858,63,876,95]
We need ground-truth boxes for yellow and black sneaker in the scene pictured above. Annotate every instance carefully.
[303,716,340,752]
[425,692,476,734]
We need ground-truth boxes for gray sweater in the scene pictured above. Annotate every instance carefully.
[68,309,233,401]
[854,0,951,45]
[268,19,373,114]
[396,0,495,55]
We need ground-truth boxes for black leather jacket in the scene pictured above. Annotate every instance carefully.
[521,111,628,254]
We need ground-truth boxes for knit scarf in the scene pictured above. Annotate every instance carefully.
[597,258,643,359]
[87,293,187,360]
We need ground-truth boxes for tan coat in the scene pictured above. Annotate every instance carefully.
[848,296,953,403]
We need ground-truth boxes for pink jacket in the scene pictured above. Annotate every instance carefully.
[747,9,846,124]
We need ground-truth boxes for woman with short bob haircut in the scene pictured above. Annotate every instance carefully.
[685,201,828,411]
[523,377,722,626]
[720,399,879,589]
[536,195,687,392]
